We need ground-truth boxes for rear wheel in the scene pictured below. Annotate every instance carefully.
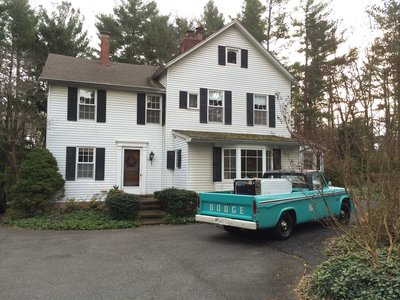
[273,212,294,240]
[338,202,351,225]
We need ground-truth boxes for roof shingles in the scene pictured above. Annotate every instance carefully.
[40,54,163,92]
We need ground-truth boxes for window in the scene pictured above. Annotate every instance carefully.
[227,48,239,64]
[176,149,182,169]
[79,89,96,120]
[224,149,236,179]
[77,148,94,179]
[254,95,267,125]
[146,95,161,124]
[208,90,223,122]
[241,149,262,178]
[266,150,272,171]
[303,152,314,169]
[188,93,198,109]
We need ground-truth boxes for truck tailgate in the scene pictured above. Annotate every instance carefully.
[198,192,255,221]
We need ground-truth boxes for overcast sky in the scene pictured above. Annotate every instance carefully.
[30,0,381,50]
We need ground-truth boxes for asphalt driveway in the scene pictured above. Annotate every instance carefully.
[0,222,336,300]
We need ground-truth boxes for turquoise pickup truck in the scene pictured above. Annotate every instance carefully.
[196,171,351,239]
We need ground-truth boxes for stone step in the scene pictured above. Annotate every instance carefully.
[140,218,166,225]
[139,209,166,218]
[141,204,162,210]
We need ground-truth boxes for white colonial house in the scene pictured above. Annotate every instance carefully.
[41,20,302,200]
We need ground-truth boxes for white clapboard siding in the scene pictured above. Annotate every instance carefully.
[164,26,292,151]
[46,85,163,200]
[187,144,214,192]
[171,136,188,189]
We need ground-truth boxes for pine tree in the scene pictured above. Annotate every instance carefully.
[96,0,178,65]
[368,0,400,155]
[200,0,225,37]
[265,0,289,51]
[292,0,345,134]
[0,0,43,184]
[238,0,267,42]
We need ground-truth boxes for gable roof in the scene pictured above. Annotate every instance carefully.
[152,19,296,84]
[40,54,164,93]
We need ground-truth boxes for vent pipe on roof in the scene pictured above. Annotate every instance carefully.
[100,31,110,66]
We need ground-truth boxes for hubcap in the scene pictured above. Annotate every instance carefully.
[281,220,288,231]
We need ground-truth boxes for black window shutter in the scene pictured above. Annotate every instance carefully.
[200,88,208,123]
[162,94,166,126]
[213,147,222,182]
[97,90,107,123]
[137,93,146,125]
[218,46,226,65]
[241,49,248,68]
[179,91,187,109]
[177,149,182,169]
[167,151,175,170]
[66,147,76,181]
[225,90,232,125]
[246,93,254,126]
[269,95,276,128]
[273,149,281,170]
[95,148,105,181]
[67,87,78,121]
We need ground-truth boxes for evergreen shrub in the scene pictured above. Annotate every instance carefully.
[105,188,141,220]
[157,188,197,217]
[11,148,64,216]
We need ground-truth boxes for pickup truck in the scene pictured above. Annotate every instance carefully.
[195,171,351,239]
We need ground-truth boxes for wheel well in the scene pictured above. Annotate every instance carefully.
[342,198,351,211]
[283,209,297,225]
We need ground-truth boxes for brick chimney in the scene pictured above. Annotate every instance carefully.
[194,26,204,41]
[179,27,204,53]
[100,31,110,65]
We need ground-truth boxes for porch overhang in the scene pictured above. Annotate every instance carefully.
[173,130,299,146]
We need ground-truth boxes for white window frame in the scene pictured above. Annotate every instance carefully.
[254,94,268,125]
[187,92,198,109]
[76,147,95,179]
[223,149,236,180]
[78,89,96,121]
[208,90,224,123]
[146,94,161,124]
[226,47,240,65]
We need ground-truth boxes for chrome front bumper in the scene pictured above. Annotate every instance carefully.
[195,214,257,230]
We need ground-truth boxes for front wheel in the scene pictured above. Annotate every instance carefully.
[273,212,294,240]
[338,202,351,225]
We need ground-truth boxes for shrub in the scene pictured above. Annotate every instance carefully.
[157,188,197,217]
[11,148,64,216]
[105,189,141,220]
[309,250,400,300]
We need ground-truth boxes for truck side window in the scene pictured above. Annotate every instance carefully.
[312,173,325,190]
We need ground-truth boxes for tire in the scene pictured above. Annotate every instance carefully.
[273,212,294,240]
[338,202,351,225]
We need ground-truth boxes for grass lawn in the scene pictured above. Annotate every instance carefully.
[2,209,140,230]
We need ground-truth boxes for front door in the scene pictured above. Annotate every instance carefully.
[123,149,141,191]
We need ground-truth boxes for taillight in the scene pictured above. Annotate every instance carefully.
[197,196,200,208]
[252,200,257,215]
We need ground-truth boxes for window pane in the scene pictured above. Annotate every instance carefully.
[209,91,223,101]
[224,149,236,179]
[147,110,160,123]
[241,149,262,178]
[254,110,267,125]
[189,94,198,108]
[80,89,95,105]
[209,107,223,122]
[77,164,94,178]
[227,50,238,64]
